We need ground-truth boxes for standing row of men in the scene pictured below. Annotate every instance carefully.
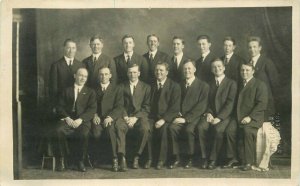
[49,34,279,172]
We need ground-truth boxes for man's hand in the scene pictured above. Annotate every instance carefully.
[241,116,252,125]
[126,117,138,128]
[206,113,214,123]
[155,119,165,129]
[93,114,101,125]
[64,117,75,128]
[173,117,186,124]
[211,117,221,125]
[103,116,113,128]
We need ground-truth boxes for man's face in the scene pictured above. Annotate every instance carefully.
[90,39,103,54]
[99,68,112,84]
[172,39,184,55]
[127,66,140,82]
[74,68,88,86]
[197,39,211,54]
[211,60,225,77]
[123,38,135,53]
[183,62,196,79]
[64,41,77,58]
[223,40,236,55]
[155,64,168,81]
[147,36,159,52]
[240,64,255,80]
[248,41,262,57]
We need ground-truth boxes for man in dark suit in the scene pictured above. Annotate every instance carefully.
[91,67,124,172]
[197,59,237,169]
[114,35,149,84]
[168,36,189,83]
[82,35,117,88]
[143,34,171,84]
[149,62,181,169]
[168,59,209,169]
[195,35,216,83]
[247,36,279,121]
[115,64,152,170]
[220,36,245,83]
[49,39,84,110]
[55,68,97,172]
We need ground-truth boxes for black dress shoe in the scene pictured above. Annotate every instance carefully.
[208,161,217,170]
[112,158,118,172]
[57,157,65,171]
[156,161,164,170]
[169,160,180,169]
[132,156,139,169]
[119,156,128,172]
[144,160,152,169]
[201,159,208,169]
[184,159,193,169]
[222,159,239,169]
[242,164,252,171]
[78,161,86,172]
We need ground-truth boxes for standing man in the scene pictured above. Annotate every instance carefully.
[49,39,84,110]
[114,35,149,84]
[149,62,181,170]
[195,35,216,83]
[168,59,209,169]
[55,68,96,172]
[143,34,171,84]
[168,36,189,83]
[82,35,117,88]
[91,67,124,172]
[115,64,152,170]
[247,36,279,121]
[197,59,237,169]
[220,36,245,83]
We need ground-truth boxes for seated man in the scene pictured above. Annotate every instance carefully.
[55,68,97,172]
[197,58,237,169]
[168,59,209,169]
[91,67,123,172]
[115,64,152,170]
[149,62,181,170]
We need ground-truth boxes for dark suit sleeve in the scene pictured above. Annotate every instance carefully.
[265,59,280,91]
[139,57,149,83]
[135,85,151,118]
[78,90,97,122]
[56,89,69,119]
[249,82,268,121]
[216,81,237,120]
[109,58,118,85]
[108,86,124,120]
[49,63,58,105]
[162,83,181,123]
[185,83,209,123]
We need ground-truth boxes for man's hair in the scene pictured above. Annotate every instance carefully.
[75,67,88,75]
[122,34,135,42]
[98,66,111,74]
[196,35,211,43]
[223,36,236,45]
[172,36,185,45]
[147,34,160,42]
[156,61,169,71]
[90,35,104,44]
[211,58,225,66]
[127,63,140,71]
[248,36,262,46]
[241,62,255,70]
[183,59,196,68]
[63,38,76,46]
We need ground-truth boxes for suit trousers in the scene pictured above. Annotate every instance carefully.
[115,117,151,158]
[55,120,91,161]
[238,125,258,165]
[168,118,199,156]
[224,119,238,160]
[197,117,230,160]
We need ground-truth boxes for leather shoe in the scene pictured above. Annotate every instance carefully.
[201,159,208,169]
[184,159,193,169]
[112,158,118,172]
[78,161,86,172]
[208,161,217,170]
[119,156,128,172]
[57,157,65,171]
[156,161,164,170]
[242,164,252,171]
[222,159,239,169]
[144,160,152,169]
[132,156,139,169]
[169,160,180,169]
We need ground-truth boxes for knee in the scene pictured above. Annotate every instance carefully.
[243,127,256,138]
[185,126,195,135]
[91,129,101,140]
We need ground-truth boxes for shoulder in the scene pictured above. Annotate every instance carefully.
[52,57,64,66]
[82,56,91,63]
[114,54,123,61]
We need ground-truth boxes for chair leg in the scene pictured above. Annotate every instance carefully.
[52,157,56,171]
[41,155,45,169]
[87,154,94,169]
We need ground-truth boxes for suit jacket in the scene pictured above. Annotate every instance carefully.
[236,78,268,128]
[56,85,97,122]
[180,78,209,123]
[169,54,189,83]
[95,83,123,120]
[49,57,84,105]
[120,80,151,118]
[220,53,245,83]
[82,53,117,88]
[195,52,216,83]
[150,78,181,123]
[143,51,171,84]
[114,53,149,84]
[251,54,279,118]
[207,77,237,120]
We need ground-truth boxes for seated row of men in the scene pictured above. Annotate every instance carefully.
[53,59,268,173]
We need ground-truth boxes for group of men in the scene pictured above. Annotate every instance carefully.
[49,34,279,173]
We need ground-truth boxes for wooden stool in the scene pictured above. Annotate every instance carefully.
[41,154,56,171]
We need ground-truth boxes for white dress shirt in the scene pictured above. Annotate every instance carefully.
[215,74,226,86]
[201,51,210,62]
[149,50,158,59]
[124,51,134,62]
[174,52,183,67]
[100,82,110,91]
[74,84,84,101]
[92,53,101,61]
[186,76,195,87]
[64,56,74,66]
[157,78,167,89]
[130,80,139,95]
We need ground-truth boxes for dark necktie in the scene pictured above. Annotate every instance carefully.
[126,55,131,64]
[174,57,178,68]
[200,56,204,63]
[224,57,229,65]
[132,85,136,96]
[69,60,73,67]
[93,56,97,63]
[150,53,154,62]
[216,80,220,87]
[243,79,247,87]
[72,88,80,112]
